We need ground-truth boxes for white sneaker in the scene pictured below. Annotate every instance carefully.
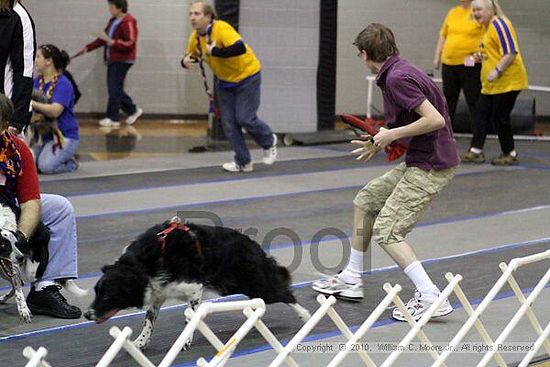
[392,290,453,322]
[222,161,253,173]
[312,274,363,301]
[98,118,120,128]
[262,134,277,165]
[126,107,143,125]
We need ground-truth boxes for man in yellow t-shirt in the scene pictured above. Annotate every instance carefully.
[181,1,276,173]
[462,0,528,166]
[433,0,483,126]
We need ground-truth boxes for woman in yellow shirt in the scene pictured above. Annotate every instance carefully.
[462,0,528,165]
[434,0,482,127]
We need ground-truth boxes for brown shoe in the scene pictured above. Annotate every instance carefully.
[491,154,519,166]
[461,151,485,164]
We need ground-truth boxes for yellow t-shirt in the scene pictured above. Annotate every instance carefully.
[479,16,528,95]
[186,20,261,83]
[439,5,483,66]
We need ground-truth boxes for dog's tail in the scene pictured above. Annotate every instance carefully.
[59,279,90,297]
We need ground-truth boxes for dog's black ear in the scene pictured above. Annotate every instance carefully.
[101,264,116,273]
[118,251,140,267]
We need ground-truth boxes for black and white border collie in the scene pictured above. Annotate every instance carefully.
[0,196,50,322]
[0,197,87,322]
[85,217,311,349]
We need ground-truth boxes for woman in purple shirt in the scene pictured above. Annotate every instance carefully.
[313,23,460,322]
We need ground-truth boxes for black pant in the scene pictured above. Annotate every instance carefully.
[471,91,520,155]
[106,62,137,121]
[442,63,481,127]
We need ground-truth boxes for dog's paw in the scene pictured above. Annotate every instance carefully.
[19,306,32,323]
[181,338,192,351]
[132,337,151,350]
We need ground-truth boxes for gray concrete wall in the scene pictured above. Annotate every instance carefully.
[239,0,320,132]
[25,0,550,129]
[25,0,206,116]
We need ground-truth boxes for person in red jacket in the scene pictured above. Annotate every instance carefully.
[75,0,142,128]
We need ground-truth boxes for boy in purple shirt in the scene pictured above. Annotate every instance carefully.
[313,23,460,321]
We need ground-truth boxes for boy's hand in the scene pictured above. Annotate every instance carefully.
[373,127,395,149]
[351,135,381,162]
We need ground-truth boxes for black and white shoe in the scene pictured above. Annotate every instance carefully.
[27,285,82,319]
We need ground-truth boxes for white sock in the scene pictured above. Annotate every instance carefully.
[470,147,482,154]
[34,280,57,291]
[404,261,439,301]
[339,248,363,284]
[509,150,517,157]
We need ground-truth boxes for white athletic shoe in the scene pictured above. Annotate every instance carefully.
[392,290,453,322]
[98,118,120,128]
[312,274,363,301]
[262,134,277,165]
[126,107,143,125]
[222,161,253,173]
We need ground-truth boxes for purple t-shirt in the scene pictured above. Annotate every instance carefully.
[376,55,460,170]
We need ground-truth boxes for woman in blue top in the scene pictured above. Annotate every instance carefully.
[30,44,79,174]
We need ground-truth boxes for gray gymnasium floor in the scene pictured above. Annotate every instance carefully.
[0,125,549,367]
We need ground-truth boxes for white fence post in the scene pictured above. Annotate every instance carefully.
[22,346,52,367]
[96,326,155,367]
[158,298,269,367]
[477,267,550,366]
[444,272,507,367]
[500,262,550,355]
[433,250,550,366]
[269,295,338,367]
[518,321,550,367]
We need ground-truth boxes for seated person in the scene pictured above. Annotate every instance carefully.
[30,44,79,174]
[0,93,81,319]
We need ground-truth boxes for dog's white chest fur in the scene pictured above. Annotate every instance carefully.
[0,204,17,232]
[144,277,203,306]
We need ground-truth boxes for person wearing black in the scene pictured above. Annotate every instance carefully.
[0,0,36,132]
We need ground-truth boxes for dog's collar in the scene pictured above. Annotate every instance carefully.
[156,221,202,265]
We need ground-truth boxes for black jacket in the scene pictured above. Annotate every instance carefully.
[0,3,36,131]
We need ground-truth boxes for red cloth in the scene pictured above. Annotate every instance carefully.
[340,114,408,161]
[84,14,138,63]
[13,137,40,204]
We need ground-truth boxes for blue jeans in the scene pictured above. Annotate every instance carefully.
[34,138,79,174]
[107,62,137,121]
[39,194,78,281]
[217,73,274,166]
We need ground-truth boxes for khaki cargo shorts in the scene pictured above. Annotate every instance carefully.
[353,162,456,246]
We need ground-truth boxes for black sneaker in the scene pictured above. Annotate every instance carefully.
[27,285,82,319]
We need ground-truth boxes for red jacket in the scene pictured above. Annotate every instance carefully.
[84,14,138,63]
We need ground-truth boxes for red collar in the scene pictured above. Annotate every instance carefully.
[157,221,202,265]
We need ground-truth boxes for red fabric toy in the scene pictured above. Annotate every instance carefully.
[340,114,408,161]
